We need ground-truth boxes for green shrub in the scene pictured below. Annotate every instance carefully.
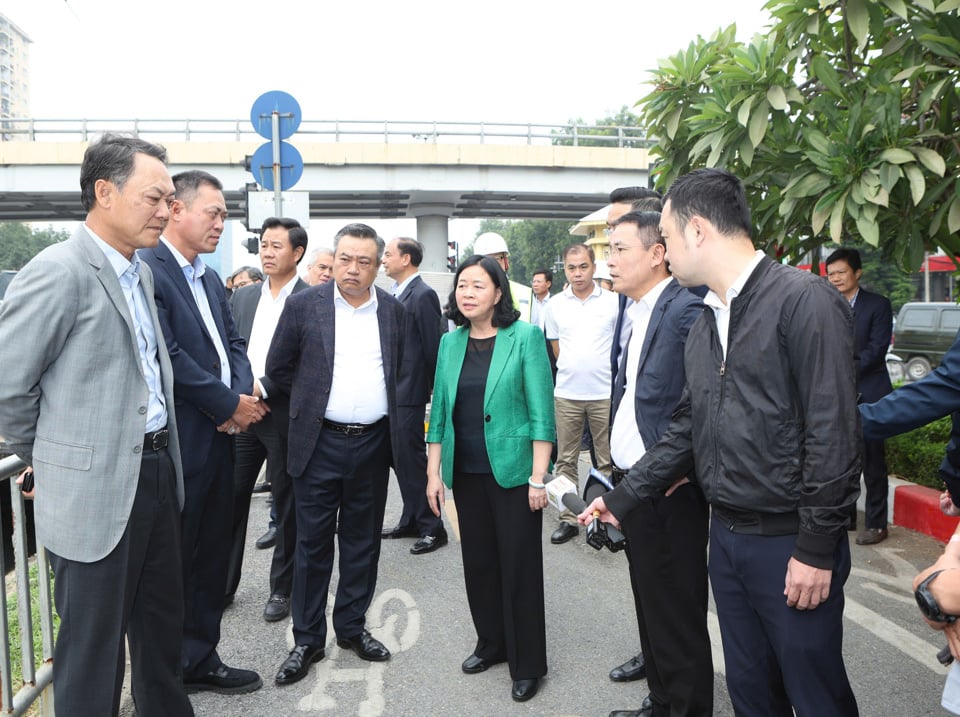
[5,561,58,691]
[885,415,953,490]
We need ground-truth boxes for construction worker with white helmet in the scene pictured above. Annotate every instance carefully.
[473,232,534,323]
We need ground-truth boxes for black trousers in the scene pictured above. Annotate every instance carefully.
[862,438,889,529]
[453,473,547,680]
[48,448,193,717]
[391,405,442,536]
[180,433,233,677]
[291,421,391,647]
[709,521,858,717]
[621,484,712,716]
[227,414,296,598]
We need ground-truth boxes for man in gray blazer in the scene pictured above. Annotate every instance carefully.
[0,134,193,716]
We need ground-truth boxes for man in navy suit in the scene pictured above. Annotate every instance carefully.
[826,248,893,545]
[140,170,266,694]
[861,329,960,517]
[268,223,411,686]
[605,211,712,717]
[380,236,447,554]
[226,217,309,622]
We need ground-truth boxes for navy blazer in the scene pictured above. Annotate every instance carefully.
[853,288,893,403]
[395,274,442,406]
[612,280,704,452]
[861,327,960,504]
[140,241,254,475]
[265,281,409,478]
[231,277,309,397]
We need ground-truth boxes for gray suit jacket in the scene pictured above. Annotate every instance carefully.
[0,226,184,563]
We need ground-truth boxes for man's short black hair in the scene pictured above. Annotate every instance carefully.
[261,217,309,264]
[613,211,665,250]
[395,237,424,267]
[609,186,661,206]
[824,247,862,272]
[533,268,553,283]
[663,168,752,238]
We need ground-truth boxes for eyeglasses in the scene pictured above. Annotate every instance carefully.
[608,243,642,257]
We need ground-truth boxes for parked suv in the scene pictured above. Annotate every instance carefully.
[890,302,960,380]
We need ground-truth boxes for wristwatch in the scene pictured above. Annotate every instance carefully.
[915,569,957,623]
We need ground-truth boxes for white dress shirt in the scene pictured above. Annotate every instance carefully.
[704,251,765,359]
[247,274,300,398]
[324,283,388,424]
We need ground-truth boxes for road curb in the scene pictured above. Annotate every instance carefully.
[889,478,958,543]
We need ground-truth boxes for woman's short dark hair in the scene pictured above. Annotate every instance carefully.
[444,255,520,328]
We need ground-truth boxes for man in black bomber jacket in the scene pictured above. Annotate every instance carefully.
[582,168,861,717]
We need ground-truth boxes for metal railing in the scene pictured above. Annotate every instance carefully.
[0,117,651,148]
[0,454,55,716]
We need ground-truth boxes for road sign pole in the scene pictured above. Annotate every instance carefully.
[272,111,282,216]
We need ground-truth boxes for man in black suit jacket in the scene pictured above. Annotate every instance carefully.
[140,170,267,695]
[606,211,712,717]
[380,237,447,554]
[267,223,410,686]
[826,248,894,546]
[226,217,309,622]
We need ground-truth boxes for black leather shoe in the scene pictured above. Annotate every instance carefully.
[411,528,448,555]
[252,481,272,493]
[256,526,277,550]
[381,523,419,539]
[610,653,646,682]
[551,523,578,544]
[461,653,506,674]
[511,677,539,702]
[856,527,888,545]
[184,663,263,694]
[263,593,290,622]
[275,645,325,686]
[336,629,390,661]
[609,695,654,717]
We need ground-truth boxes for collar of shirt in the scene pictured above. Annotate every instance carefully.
[562,282,603,302]
[86,223,137,282]
[628,276,673,321]
[848,287,860,308]
[161,236,206,280]
[392,272,418,299]
[261,273,300,302]
[333,280,378,312]
[704,250,765,313]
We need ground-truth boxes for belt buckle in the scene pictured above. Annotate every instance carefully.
[150,429,169,451]
[344,424,364,437]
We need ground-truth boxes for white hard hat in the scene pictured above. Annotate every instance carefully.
[594,260,612,281]
[473,232,510,256]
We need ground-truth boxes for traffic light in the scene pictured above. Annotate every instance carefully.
[447,240,458,272]
[243,235,260,254]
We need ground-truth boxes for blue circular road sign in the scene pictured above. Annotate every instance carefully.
[250,90,302,140]
[249,141,304,191]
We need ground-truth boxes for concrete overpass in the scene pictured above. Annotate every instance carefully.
[0,118,653,272]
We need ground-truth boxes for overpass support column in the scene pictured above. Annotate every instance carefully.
[415,215,449,273]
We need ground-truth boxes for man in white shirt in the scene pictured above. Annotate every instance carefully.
[227,217,310,623]
[530,268,553,329]
[543,243,619,544]
[268,224,411,686]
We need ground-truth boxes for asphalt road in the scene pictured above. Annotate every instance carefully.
[122,460,956,717]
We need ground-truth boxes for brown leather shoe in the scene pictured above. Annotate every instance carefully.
[856,527,888,545]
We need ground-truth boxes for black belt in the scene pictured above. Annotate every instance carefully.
[611,465,629,486]
[143,427,169,452]
[321,417,386,437]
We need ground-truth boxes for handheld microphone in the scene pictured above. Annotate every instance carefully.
[542,473,626,553]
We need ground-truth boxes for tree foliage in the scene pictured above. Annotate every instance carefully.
[552,106,649,148]
[637,0,960,271]
[466,219,576,287]
[0,222,69,271]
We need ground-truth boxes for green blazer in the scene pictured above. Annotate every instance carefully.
[427,320,555,489]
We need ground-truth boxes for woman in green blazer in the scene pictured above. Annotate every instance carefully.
[426,255,555,703]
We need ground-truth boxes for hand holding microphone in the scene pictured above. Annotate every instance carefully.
[542,472,626,553]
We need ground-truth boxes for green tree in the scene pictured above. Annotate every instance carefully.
[637,0,960,271]
[0,222,69,270]
[468,219,576,286]
[552,106,650,148]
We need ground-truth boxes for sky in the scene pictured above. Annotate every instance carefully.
[2,0,772,272]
